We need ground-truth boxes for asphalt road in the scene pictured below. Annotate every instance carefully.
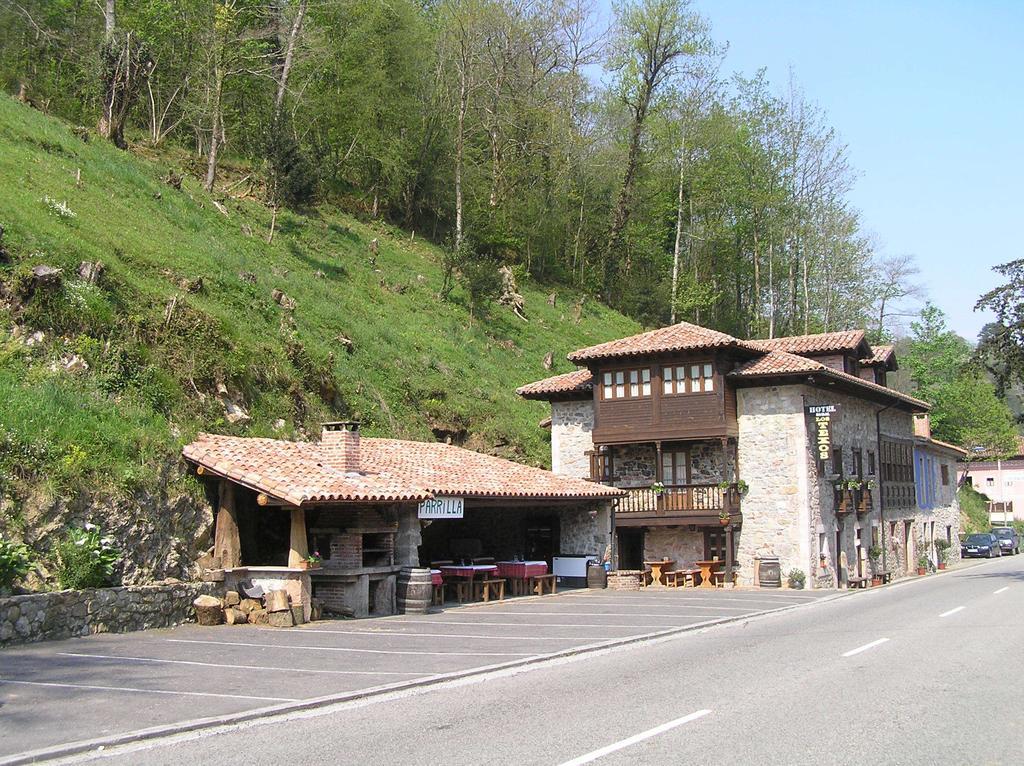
[0,585,827,762]
[57,556,1024,766]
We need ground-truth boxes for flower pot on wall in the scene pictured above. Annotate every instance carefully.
[917,566,927,576]
[938,562,947,570]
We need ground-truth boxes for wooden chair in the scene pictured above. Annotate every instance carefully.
[531,574,556,595]
[480,578,506,602]
[432,583,445,605]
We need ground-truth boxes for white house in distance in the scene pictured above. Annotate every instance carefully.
[959,437,1024,522]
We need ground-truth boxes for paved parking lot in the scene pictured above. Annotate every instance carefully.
[0,587,833,762]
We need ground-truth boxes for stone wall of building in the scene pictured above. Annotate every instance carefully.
[609,441,734,487]
[737,382,946,590]
[551,399,595,479]
[560,503,613,559]
[644,527,704,567]
[735,385,811,586]
[0,581,220,647]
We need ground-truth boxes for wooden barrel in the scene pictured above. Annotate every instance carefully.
[757,557,781,588]
[587,564,608,589]
[397,567,432,614]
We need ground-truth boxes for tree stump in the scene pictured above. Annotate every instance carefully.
[265,589,290,613]
[268,610,295,628]
[224,607,248,625]
[193,595,224,625]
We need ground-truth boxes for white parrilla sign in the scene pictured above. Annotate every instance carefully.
[417,496,465,519]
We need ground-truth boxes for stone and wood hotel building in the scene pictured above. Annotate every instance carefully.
[519,322,963,588]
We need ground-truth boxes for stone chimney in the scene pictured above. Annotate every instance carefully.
[913,413,931,439]
[321,421,361,473]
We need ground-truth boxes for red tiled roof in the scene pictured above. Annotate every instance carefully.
[516,369,593,399]
[183,434,623,506]
[860,345,898,370]
[747,330,866,355]
[567,322,751,363]
[731,350,929,411]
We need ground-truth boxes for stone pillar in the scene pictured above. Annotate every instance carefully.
[214,481,242,568]
[394,504,422,567]
[287,508,309,568]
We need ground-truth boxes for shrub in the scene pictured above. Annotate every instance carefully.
[0,536,32,591]
[53,524,121,589]
[787,568,806,589]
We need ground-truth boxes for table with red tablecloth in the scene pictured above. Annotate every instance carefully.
[496,560,548,595]
[430,569,443,587]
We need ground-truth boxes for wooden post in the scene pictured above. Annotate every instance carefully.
[214,481,242,569]
[725,525,734,588]
[288,508,309,568]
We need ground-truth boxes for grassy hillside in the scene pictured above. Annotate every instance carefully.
[0,95,639,523]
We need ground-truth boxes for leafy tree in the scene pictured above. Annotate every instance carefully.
[976,258,1024,395]
[905,303,1017,455]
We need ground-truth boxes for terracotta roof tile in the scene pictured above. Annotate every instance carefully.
[731,350,929,411]
[183,434,623,506]
[567,322,750,363]
[517,369,594,399]
[747,330,866,355]
[861,345,896,367]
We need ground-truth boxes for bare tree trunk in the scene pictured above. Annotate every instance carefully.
[768,239,775,338]
[104,0,116,40]
[204,69,224,193]
[802,246,810,334]
[606,101,648,271]
[454,50,469,251]
[752,221,761,336]
[274,0,307,117]
[670,141,686,324]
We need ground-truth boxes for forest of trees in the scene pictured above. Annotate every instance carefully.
[1,0,920,338]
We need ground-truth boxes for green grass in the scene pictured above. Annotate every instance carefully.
[0,96,639,511]
[959,483,991,534]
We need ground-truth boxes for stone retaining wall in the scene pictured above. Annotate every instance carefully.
[0,581,221,647]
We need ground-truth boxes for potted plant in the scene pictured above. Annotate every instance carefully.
[651,481,665,496]
[916,550,929,576]
[934,539,950,570]
[300,551,323,570]
[867,545,883,584]
[787,568,806,590]
[718,509,730,526]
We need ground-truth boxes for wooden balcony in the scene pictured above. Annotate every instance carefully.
[615,484,742,527]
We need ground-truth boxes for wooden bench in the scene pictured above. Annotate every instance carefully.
[531,574,556,596]
[432,583,445,606]
[665,569,699,588]
[479,579,505,602]
[453,581,473,603]
[878,571,893,584]
[847,576,868,589]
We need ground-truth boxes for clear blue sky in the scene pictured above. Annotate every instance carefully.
[598,1,1024,341]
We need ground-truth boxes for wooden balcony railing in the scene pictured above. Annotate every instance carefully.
[617,484,741,516]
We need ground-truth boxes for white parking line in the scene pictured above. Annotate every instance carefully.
[288,629,606,641]
[994,586,1010,595]
[165,638,531,657]
[486,603,765,613]
[0,678,296,702]
[939,606,965,618]
[842,638,889,657]
[56,652,426,676]
[417,610,760,618]
[379,619,680,629]
[556,709,713,766]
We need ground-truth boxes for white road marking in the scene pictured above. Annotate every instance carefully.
[378,619,680,629]
[994,586,1010,594]
[287,629,603,641]
[56,652,426,676]
[556,709,713,766]
[413,610,760,618]
[940,606,965,617]
[165,638,531,657]
[0,678,296,702]
[842,638,889,657]
[485,604,763,612]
